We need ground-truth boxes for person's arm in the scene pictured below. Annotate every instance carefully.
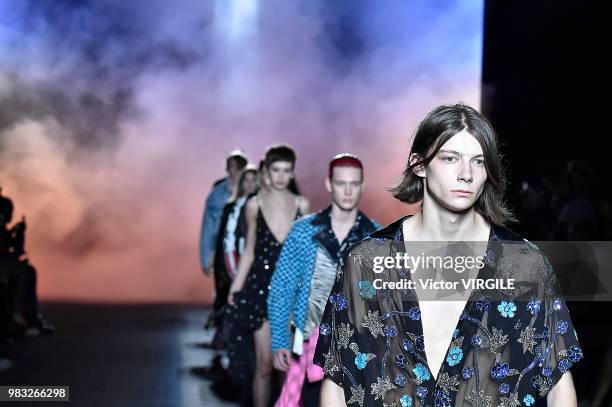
[320,378,346,407]
[547,372,577,407]
[268,221,305,371]
[199,189,218,275]
[227,197,258,304]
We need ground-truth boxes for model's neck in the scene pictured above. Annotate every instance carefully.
[330,203,358,225]
[415,196,484,241]
[264,187,290,199]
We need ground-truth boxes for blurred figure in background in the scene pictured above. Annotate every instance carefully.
[220,166,259,288]
[551,160,609,405]
[0,189,54,340]
[517,158,611,405]
[199,149,249,278]
[195,164,259,385]
[0,187,13,371]
[225,145,310,407]
[554,160,604,240]
[516,161,566,240]
[268,153,381,407]
[206,160,269,404]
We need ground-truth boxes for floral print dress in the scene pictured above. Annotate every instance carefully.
[313,216,583,407]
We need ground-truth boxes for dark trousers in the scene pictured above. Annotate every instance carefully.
[0,270,10,343]
[301,378,322,407]
[212,259,231,316]
[6,261,38,322]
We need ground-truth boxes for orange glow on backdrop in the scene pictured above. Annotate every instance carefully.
[0,1,483,303]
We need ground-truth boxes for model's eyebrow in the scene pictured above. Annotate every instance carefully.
[438,149,484,158]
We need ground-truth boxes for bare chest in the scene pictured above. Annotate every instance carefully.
[418,300,467,379]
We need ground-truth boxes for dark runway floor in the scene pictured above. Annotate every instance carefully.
[0,302,234,407]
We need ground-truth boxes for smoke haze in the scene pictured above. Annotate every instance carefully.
[0,0,483,303]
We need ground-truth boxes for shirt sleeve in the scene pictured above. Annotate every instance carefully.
[199,193,215,269]
[540,252,583,392]
[268,222,304,353]
[199,183,227,269]
[313,240,378,405]
[542,296,582,390]
[525,250,584,398]
[313,254,350,388]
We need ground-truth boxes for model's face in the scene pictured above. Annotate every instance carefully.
[227,158,242,180]
[327,166,364,211]
[241,172,258,195]
[267,161,294,190]
[420,129,487,212]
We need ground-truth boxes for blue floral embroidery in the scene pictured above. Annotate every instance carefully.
[400,395,413,407]
[523,394,535,406]
[413,363,431,381]
[527,299,541,315]
[415,336,425,351]
[491,362,510,379]
[498,301,517,318]
[408,307,421,320]
[446,346,463,366]
[499,383,510,394]
[384,325,398,337]
[358,280,376,299]
[558,358,571,373]
[568,346,583,362]
[395,374,407,387]
[355,353,368,369]
[476,298,491,312]
[434,389,451,407]
[395,354,407,368]
[556,320,568,334]
[330,293,348,311]
[312,222,583,407]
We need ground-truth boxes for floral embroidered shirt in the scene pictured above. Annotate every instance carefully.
[313,215,583,407]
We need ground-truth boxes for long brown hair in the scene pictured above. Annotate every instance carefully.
[229,165,258,203]
[388,103,517,226]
